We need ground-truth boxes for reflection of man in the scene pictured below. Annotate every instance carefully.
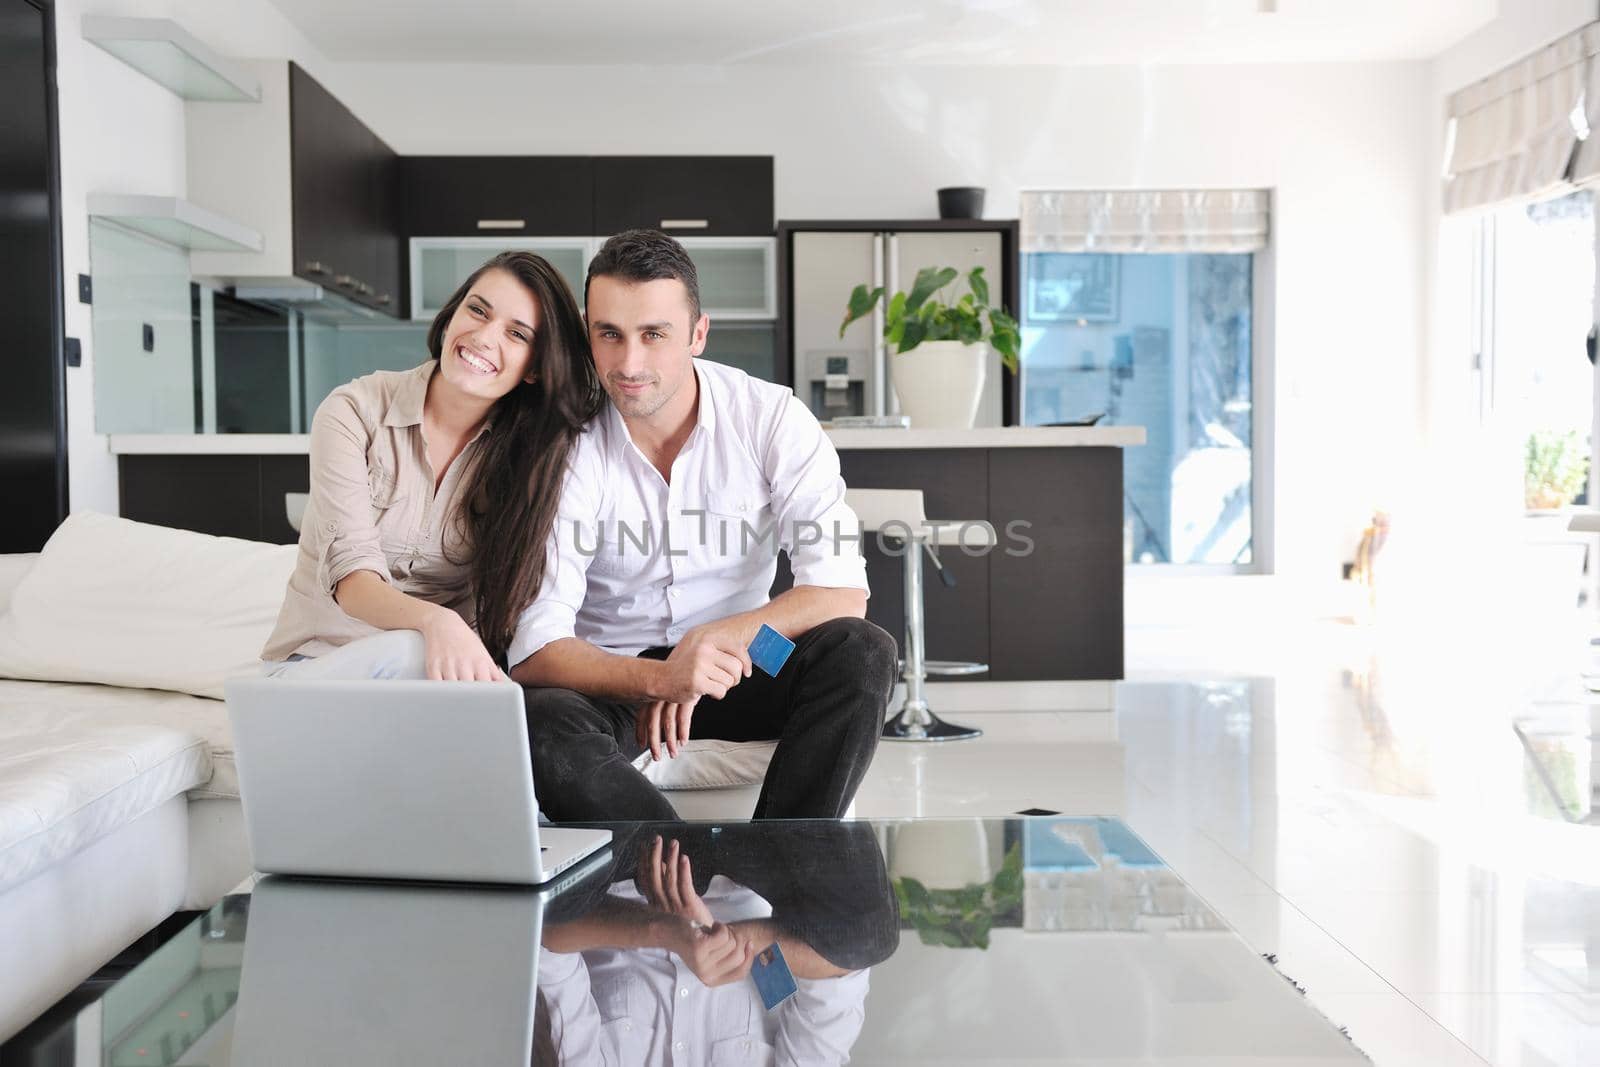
[536,822,899,1066]
[511,229,898,821]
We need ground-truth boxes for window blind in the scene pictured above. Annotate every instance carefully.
[1020,190,1269,254]
[1442,23,1599,214]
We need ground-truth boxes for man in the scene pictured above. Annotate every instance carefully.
[509,229,897,821]
[537,822,899,1063]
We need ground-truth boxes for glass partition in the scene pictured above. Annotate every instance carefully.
[90,219,201,433]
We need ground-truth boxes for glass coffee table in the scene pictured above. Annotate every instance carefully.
[3,817,1369,1065]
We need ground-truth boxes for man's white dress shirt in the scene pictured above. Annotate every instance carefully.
[509,359,868,666]
[536,878,871,1067]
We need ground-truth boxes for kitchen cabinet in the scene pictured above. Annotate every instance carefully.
[769,439,1129,682]
[401,156,593,237]
[119,454,308,544]
[188,61,402,317]
[289,64,400,313]
[409,237,590,320]
[593,156,772,237]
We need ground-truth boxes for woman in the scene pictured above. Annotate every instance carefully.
[261,251,601,680]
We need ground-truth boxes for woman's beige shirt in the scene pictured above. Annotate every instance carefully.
[261,361,488,661]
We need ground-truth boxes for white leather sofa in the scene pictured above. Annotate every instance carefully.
[0,513,773,1041]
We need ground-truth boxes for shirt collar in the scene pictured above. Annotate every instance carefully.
[383,360,437,428]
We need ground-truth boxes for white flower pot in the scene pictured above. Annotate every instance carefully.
[889,340,987,430]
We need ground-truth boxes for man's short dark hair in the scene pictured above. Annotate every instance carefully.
[585,229,702,322]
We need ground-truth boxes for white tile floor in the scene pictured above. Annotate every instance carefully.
[851,616,1600,1067]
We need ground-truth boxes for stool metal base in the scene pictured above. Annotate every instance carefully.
[924,659,988,677]
[882,706,984,742]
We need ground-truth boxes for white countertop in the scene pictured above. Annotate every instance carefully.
[821,425,1144,449]
[111,434,313,454]
[110,425,1145,455]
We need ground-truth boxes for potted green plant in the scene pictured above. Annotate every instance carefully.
[1524,429,1590,510]
[839,265,1021,429]
[894,841,1023,949]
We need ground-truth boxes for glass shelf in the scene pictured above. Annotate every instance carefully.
[82,16,260,103]
[87,194,262,254]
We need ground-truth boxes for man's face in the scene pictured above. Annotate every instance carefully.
[586,275,709,421]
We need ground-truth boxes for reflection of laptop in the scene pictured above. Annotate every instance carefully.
[230,869,598,1066]
[225,678,610,885]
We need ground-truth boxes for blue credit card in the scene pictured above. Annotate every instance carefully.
[749,624,795,677]
[750,941,798,1011]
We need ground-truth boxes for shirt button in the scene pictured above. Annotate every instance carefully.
[678,987,689,999]
[669,588,682,599]
[621,1021,632,1032]
[673,1041,686,1053]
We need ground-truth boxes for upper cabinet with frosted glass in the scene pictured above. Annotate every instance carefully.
[400,155,776,319]
[408,236,776,321]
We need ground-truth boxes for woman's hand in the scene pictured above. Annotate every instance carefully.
[419,607,505,681]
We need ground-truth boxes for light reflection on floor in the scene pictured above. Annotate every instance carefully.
[852,616,1600,1067]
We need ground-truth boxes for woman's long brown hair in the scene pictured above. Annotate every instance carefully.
[428,251,602,666]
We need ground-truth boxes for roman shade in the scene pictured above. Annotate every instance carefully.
[1020,190,1270,254]
[1442,23,1600,214]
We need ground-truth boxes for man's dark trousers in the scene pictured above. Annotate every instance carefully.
[522,617,898,821]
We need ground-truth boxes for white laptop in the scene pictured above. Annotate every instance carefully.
[225,677,610,885]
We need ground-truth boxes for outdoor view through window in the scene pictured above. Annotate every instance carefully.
[1020,252,1254,567]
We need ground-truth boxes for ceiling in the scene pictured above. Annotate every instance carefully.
[269,0,1499,66]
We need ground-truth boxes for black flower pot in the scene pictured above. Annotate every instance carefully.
[937,186,985,219]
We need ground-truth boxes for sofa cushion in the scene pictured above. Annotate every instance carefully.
[0,680,237,799]
[0,513,295,699]
[0,554,38,616]
[0,704,210,894]
[633,739,777,790]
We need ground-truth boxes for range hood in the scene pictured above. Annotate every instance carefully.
[220,276,396,327]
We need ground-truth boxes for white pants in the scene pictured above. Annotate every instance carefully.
[261,630,429,680]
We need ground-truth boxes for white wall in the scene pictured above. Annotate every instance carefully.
[334,59,1431,607]
[52,0,332,515]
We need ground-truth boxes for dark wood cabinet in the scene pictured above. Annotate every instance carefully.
[288,63,401,316]
[987,448,1124,681]
[401,156,594,237]
[119,455,310,545]
[832,445,1125,683]
[593,156,773,236]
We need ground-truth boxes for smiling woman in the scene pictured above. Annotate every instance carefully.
[259,250,602,680]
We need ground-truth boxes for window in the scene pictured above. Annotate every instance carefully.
[1020,190,1267,570]
[1020,250,1257,566]
[1474,190,1594,457]
[1468,189,1597,612]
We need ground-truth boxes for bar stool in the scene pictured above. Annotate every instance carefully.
[845,488,994,742]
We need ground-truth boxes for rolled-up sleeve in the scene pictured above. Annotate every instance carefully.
[307,391,389,594]
[534,949,604,1066]
[507,447,603,670]
[763,395,869,593]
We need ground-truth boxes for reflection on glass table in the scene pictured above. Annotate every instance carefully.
[2,818,1371,1066]
[1517,702,1600,824]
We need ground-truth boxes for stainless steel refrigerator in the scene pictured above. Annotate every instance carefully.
[781,221,1020,426]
